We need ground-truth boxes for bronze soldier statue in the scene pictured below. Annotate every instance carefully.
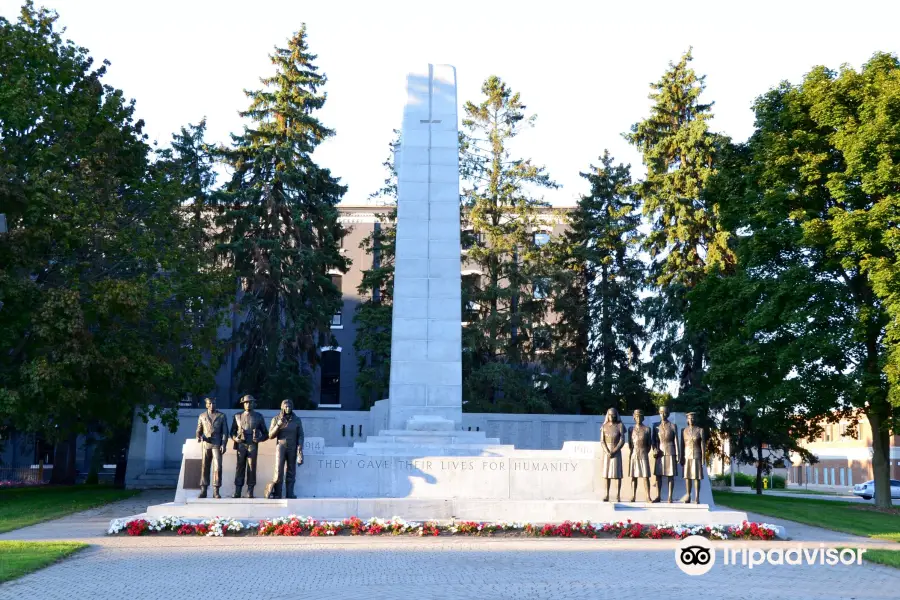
[627,409,652,502]
[195,397,228,499]
[230,394,268,498]
[652,405,679,503]
[268,399,305,499]
[680,412,707,504]
[600,407,625,502]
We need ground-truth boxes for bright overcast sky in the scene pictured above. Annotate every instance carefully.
[4,1,900,207]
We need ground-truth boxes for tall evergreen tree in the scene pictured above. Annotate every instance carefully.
[155,119,234,408]
[625,50,734,414]
[551,152,649,414]
[163,119,218,252]
[214,26,348,408]
[354,131,399,409]
[459,76,558,410]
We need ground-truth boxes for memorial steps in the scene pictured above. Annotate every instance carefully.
[349,428,509,455]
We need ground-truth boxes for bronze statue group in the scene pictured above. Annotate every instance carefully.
[194,395,305,500]
[600,406,708,503]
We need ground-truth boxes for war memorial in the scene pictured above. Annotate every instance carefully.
[118,65,761,533]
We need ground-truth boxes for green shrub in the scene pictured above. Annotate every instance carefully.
[713,472,785,489]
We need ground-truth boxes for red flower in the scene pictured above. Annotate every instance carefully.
[125,519,149,536]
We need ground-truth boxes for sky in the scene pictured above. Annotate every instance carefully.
[4,1,900,207]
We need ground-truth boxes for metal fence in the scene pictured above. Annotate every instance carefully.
[0,464,48,486]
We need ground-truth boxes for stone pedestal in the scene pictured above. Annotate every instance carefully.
[140,438,753,528]
[170,440,714,504]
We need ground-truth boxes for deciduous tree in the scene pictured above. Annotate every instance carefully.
[0,3,230,483]
[726,53,900,506]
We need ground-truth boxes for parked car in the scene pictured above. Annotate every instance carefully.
[850,479,900,500]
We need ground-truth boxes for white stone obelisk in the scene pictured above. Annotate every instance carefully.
[387,65,462,431]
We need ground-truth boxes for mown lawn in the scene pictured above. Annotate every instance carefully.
[0,485,139,534]
[773,489,842,496]
[0,541,87,582]
[713,490,900,542]
[862,549,900,569]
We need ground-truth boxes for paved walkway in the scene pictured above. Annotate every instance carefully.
[1,491,898,600]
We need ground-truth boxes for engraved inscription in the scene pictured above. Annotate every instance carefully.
[313,458,578,473]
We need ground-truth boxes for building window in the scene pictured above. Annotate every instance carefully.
[320,349,341,406]
[533,278,550,299]
[533,231,550,247]
[462,273,481,322]
[533,328,551,352]
[331,275,343,327]
[462,229,483,251]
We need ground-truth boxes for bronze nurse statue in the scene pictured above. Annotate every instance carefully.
[600,407,626,502]
[680,412,707,503]
[652,405,679,503]
[628,409,652,502]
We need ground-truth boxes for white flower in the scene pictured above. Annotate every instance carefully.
[107,519,126,535]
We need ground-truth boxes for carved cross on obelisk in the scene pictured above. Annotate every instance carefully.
[387,65,462,432]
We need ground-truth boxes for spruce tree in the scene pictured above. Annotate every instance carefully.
[625,50,734,413]
[551,152,649,414]
[166,119,217,251]
[214,26,347,408]
[354,131,399,408]
[459,76,558,410]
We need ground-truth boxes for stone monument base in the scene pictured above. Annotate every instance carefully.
[142,424,762,530]
[139,437,761,529]
[135,498,755,529]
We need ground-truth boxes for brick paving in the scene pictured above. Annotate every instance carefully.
[0,491,897,600]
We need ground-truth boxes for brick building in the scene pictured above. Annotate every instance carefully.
[787,416,900,488]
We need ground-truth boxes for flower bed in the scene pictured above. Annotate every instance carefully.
[0,480,46,489]
[107,516,778,540]
[108,516,244,537]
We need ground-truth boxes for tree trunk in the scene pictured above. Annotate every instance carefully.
[600,263,613,403]
[868,409,893,508]
[64,434,77,484]
[49,441,68,485]
[690,333,705,391]
[114,454,128,489]
[862,297,893,508]
[510,248,518,357]
[755,440,764,495]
